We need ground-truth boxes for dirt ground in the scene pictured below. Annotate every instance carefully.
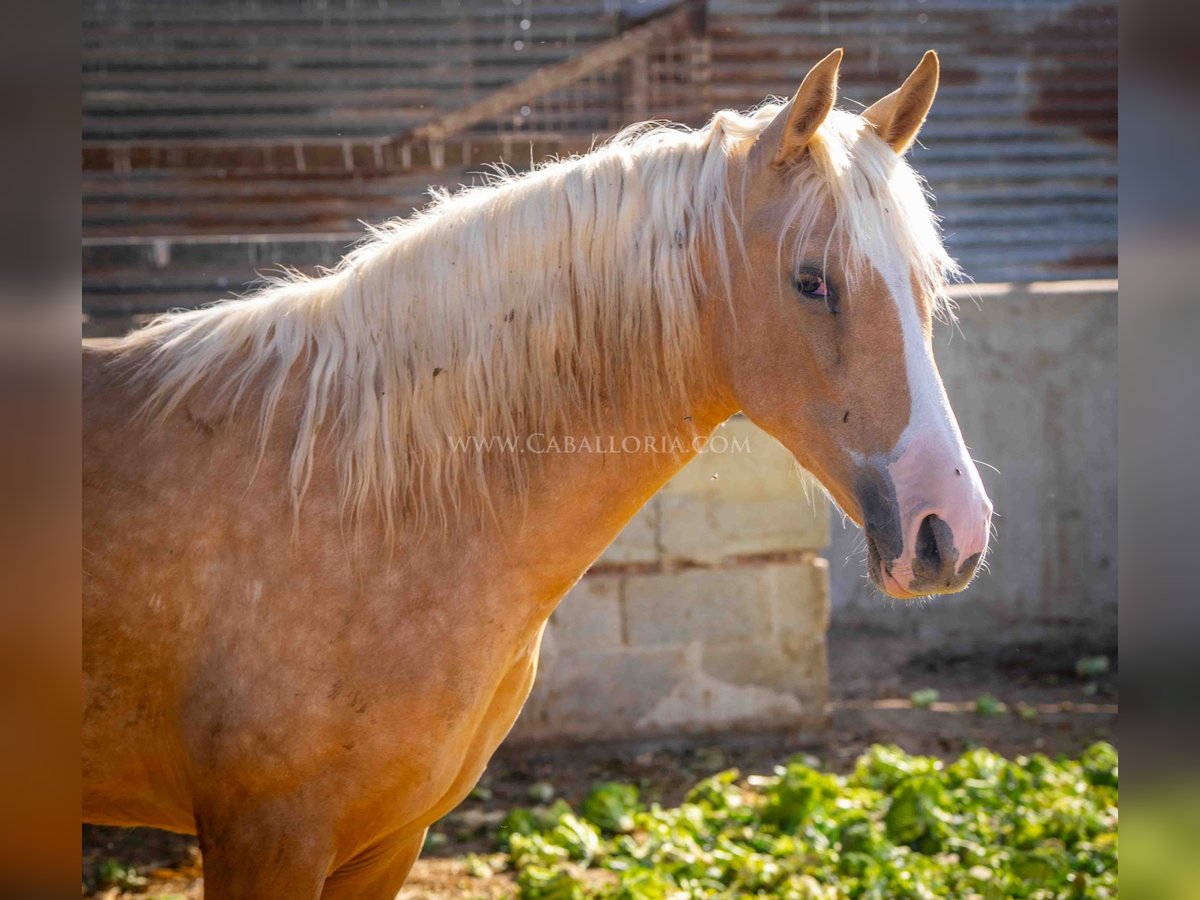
[82,631,1117,899]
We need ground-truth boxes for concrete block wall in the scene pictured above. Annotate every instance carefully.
[511,418,830,745]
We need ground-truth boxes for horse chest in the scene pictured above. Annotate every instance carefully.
[340,621,546,840]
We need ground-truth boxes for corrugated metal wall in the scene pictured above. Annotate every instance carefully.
[82,0,619,140]
[82,1,1116,329]
[706,0,1117,282]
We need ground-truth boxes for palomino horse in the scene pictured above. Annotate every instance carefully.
[83,50,992,897]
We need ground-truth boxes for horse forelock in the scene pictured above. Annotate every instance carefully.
[770,107,961,323]
[113,102,958,539]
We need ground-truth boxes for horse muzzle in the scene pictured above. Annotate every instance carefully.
[857,431,993,599]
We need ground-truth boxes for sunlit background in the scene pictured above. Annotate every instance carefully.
[73,0,1125,896]
[13,0,1190,894]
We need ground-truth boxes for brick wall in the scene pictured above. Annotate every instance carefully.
[510,418,830,745]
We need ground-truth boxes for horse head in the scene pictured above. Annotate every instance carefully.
[708,50,993,598]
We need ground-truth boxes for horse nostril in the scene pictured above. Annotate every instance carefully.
[914,513,943,572]
[911,514,971,592]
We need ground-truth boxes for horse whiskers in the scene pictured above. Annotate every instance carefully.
[971,455,1001,475]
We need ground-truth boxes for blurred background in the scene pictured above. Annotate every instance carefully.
[81,0,1115,335]
[77,0,1117,896]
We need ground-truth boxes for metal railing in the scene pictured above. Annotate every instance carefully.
[400,1,710,169]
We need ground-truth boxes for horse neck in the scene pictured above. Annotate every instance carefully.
[478,354,736,616]
[384,187,739,594]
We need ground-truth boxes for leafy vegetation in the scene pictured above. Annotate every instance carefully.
[1075,656,1111,679]
[908,689,939,710]
[492,743,1118,898]
[974,693,1008,716]
[92,858,147,892]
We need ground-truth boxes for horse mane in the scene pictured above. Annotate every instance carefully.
[115,103,957,537]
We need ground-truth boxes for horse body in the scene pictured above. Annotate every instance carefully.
[83,51,993,897]
[83,337,732,894]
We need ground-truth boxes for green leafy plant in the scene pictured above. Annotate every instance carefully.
[95,858,147,891]
[974,693,1008,716]
[1075,656,1111,679]
[581,782,641,835]
[488,743,1117,898]
[910,688,940,709]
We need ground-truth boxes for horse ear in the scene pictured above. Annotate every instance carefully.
[862,50,940,154]
[769,48,843,167]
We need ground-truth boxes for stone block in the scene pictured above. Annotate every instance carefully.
[548,575,623,650]
[700,639,827,710]
[510,559,832,745]
[656,418,829,563]
[663,417,814,501]
[511,646,690,743]
[599,497,660,565]
[659,494,828,564]
[633,642,824,735]
[771,559,831,642]
[623,566,773,646]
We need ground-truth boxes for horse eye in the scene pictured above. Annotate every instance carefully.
[795,269,838,313]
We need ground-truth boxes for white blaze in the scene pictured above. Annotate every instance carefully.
[863,244,992,592]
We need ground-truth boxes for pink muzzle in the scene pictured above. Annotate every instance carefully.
[861,428,993,598]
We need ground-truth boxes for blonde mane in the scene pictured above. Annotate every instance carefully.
[116,103,957,536]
